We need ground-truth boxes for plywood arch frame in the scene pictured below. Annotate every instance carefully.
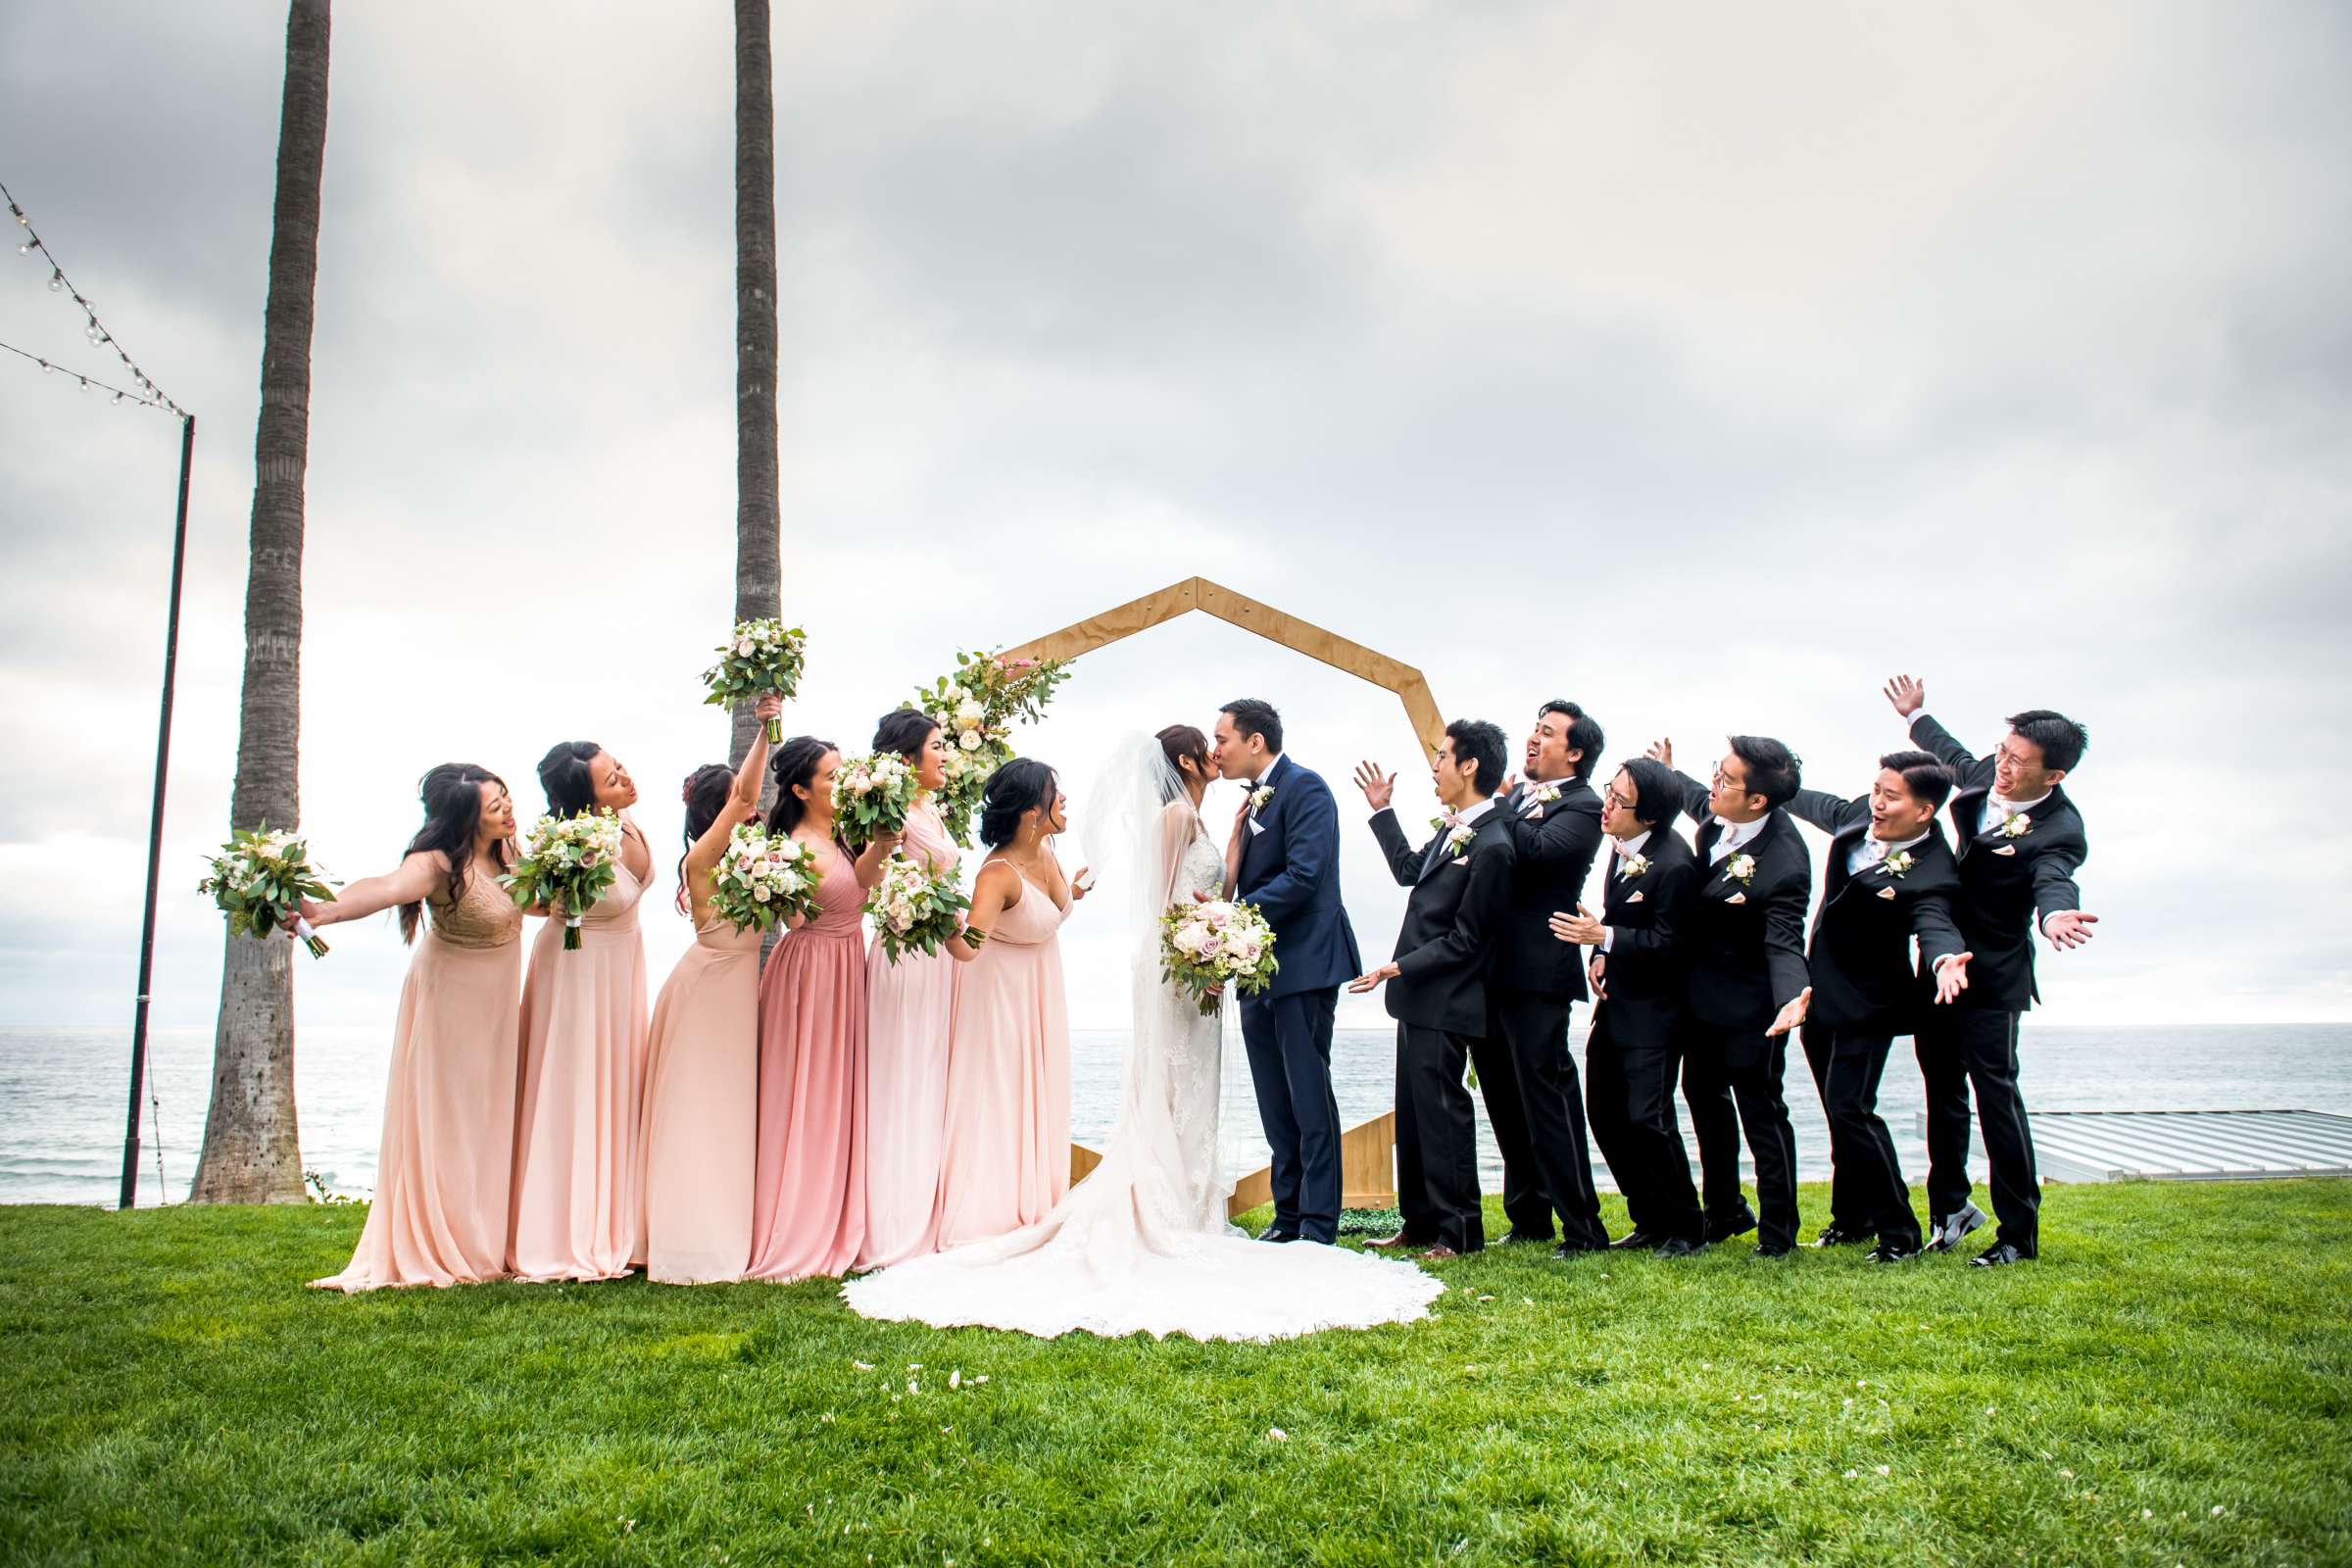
[1002,576,1447,760]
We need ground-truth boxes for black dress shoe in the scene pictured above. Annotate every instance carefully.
[1752,1242,1792,1258]
[1258,1229,1300,1245]
[1654,1236,1704,1258]
[1969,1241,2034,1268]
[1499,1230,1555,1246]
[1864,1240,1920,1263]
[1609,1229,1659,1250]
[1925,1202,1986,1253]
[1811,1224,1870,1249]
[1705,1205,1759,1244]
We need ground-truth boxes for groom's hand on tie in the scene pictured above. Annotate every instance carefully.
[1352,761,1396,811]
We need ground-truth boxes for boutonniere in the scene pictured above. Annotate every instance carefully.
[1616,853,1651,880]
[1996,809,2033,839]
[1877,849,1915,878]
[1444,821,1476,863]
[1248,784,1275,815]
[1531,783,1562,807]
[1725,852,1757,886]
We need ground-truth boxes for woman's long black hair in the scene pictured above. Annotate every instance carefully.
[766,737,849,860]
[676,762,736,914]
[977,758,1059,850]
[399,763,511,944]
[872,707,941,762]
[538,740,603,818]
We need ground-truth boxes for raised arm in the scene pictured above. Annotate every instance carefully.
[1784,788,1865,839]
[1367,808,1425,888]
[1250,771,1343,921]
[685,702,781,917]
[306,850,451,928]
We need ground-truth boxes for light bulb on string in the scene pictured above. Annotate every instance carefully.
[77,376,90,392]
[47,270,62,292]
[16,238,35,256]
[112,391,126,405]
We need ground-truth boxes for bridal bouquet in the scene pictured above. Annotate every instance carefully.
[702,617,808,743]
[501,808,624,951]
[910,648,1073,845]
[830,751,919,852]
[708,823,823,934]
[1160,893,1279,1015]
[865,850,976,964]
[199,825,335,958]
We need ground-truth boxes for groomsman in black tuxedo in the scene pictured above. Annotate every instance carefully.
[1654,735,1814,1256]
[1784,752,1972,1262]
[1477,700,1610,1254]
[1885,676,2095,1267]
[1350,719,1517,1258]
[1549,757,1705,1254]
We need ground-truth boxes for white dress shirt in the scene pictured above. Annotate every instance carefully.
[1847,827,1929,877]
[1707,813,1767,864]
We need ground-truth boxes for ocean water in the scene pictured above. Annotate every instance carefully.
[4,1021,2347,1208]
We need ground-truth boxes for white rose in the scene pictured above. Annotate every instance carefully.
[736,637,755,656]
[959,729,982,752]
[956,700,985,726]
[753,886,771,903]
[1171,924,1206,956]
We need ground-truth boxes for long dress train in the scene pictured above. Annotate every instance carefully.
[846,808,1444,1342]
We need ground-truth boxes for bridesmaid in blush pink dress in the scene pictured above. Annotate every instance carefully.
[855,709,964,1268]
[746,739,876,1283]
[307,764,523,1292]
[639,696,781,1284]
[933,758,1088,1250]
[510,740,654,1282]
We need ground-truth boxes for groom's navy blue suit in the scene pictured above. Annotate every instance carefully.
[1236,754,1363,1245]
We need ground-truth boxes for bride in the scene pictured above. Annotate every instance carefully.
[842,726,1444,1342]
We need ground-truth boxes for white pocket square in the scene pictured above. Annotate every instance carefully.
[1626,891,1645,904]
[1724,891,1747,905]
[1876,886,1898,900]
[1247,817,1265,837]
[1990,844,2017,857]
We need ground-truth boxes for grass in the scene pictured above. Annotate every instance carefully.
[4,1182,2349,1567]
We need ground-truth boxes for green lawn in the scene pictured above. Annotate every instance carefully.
[4,1182,2349,1566]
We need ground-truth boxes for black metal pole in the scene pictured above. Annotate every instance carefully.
[120,413,195,1210]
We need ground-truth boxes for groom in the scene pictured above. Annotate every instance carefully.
[1217,698,1363,1246]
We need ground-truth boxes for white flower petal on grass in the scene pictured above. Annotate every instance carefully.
[1267,1428,1288,1443]
[1876,1465,1890,1477]
[852,1360,873,1371]
[950,1369,961,1390]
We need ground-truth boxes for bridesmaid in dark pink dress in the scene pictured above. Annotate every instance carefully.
[747,737,877,1283]
[933,759,1088,1249]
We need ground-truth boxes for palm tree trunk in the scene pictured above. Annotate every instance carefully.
[189,0,331,1204]
[731,0,781,769]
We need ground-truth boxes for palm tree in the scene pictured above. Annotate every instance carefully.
[189,0,331,1203]
[731,0,782,769]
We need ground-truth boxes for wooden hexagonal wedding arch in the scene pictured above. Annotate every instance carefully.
[1012,576,1442,1217]
[1002,576,1447,760]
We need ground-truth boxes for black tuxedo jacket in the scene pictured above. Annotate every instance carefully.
[1669,772,1813,1033]
[1370,803,1516,1036]
[1785,789,1964,1034]
[1494,778,1604,1002]
[1589,825,1699,1055]
[1908,714,2088,1011]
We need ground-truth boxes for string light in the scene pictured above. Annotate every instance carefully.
[2,176,185,418]
[0,339,174,412]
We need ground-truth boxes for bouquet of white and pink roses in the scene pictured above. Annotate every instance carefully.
[702,617,808,743]
[708,823,823,934]
[199,824,336,958]
[910,648,1073,846]
[501,809,624,951]
[830,751,919,852]
[1159,893,1279,1015]
[864,851,976,964]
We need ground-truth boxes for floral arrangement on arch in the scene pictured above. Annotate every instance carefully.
[910,648,1073,846]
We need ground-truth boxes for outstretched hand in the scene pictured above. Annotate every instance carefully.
[1765,986,1812,1038]
[1884,674,1925,720]
[2044,910,2099,951]
[1933,952,1973,1005]
[1550,904,1605,946]
[1348,961,1401,995]
[1352,760,1396,812]
[1646,737,1673,768]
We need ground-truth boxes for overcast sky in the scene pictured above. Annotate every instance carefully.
[3,1,2348,1040]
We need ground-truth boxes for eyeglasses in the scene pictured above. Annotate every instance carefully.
[1604,787,1637,812]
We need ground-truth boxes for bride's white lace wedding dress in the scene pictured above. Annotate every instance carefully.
[843,750,1443,1343]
